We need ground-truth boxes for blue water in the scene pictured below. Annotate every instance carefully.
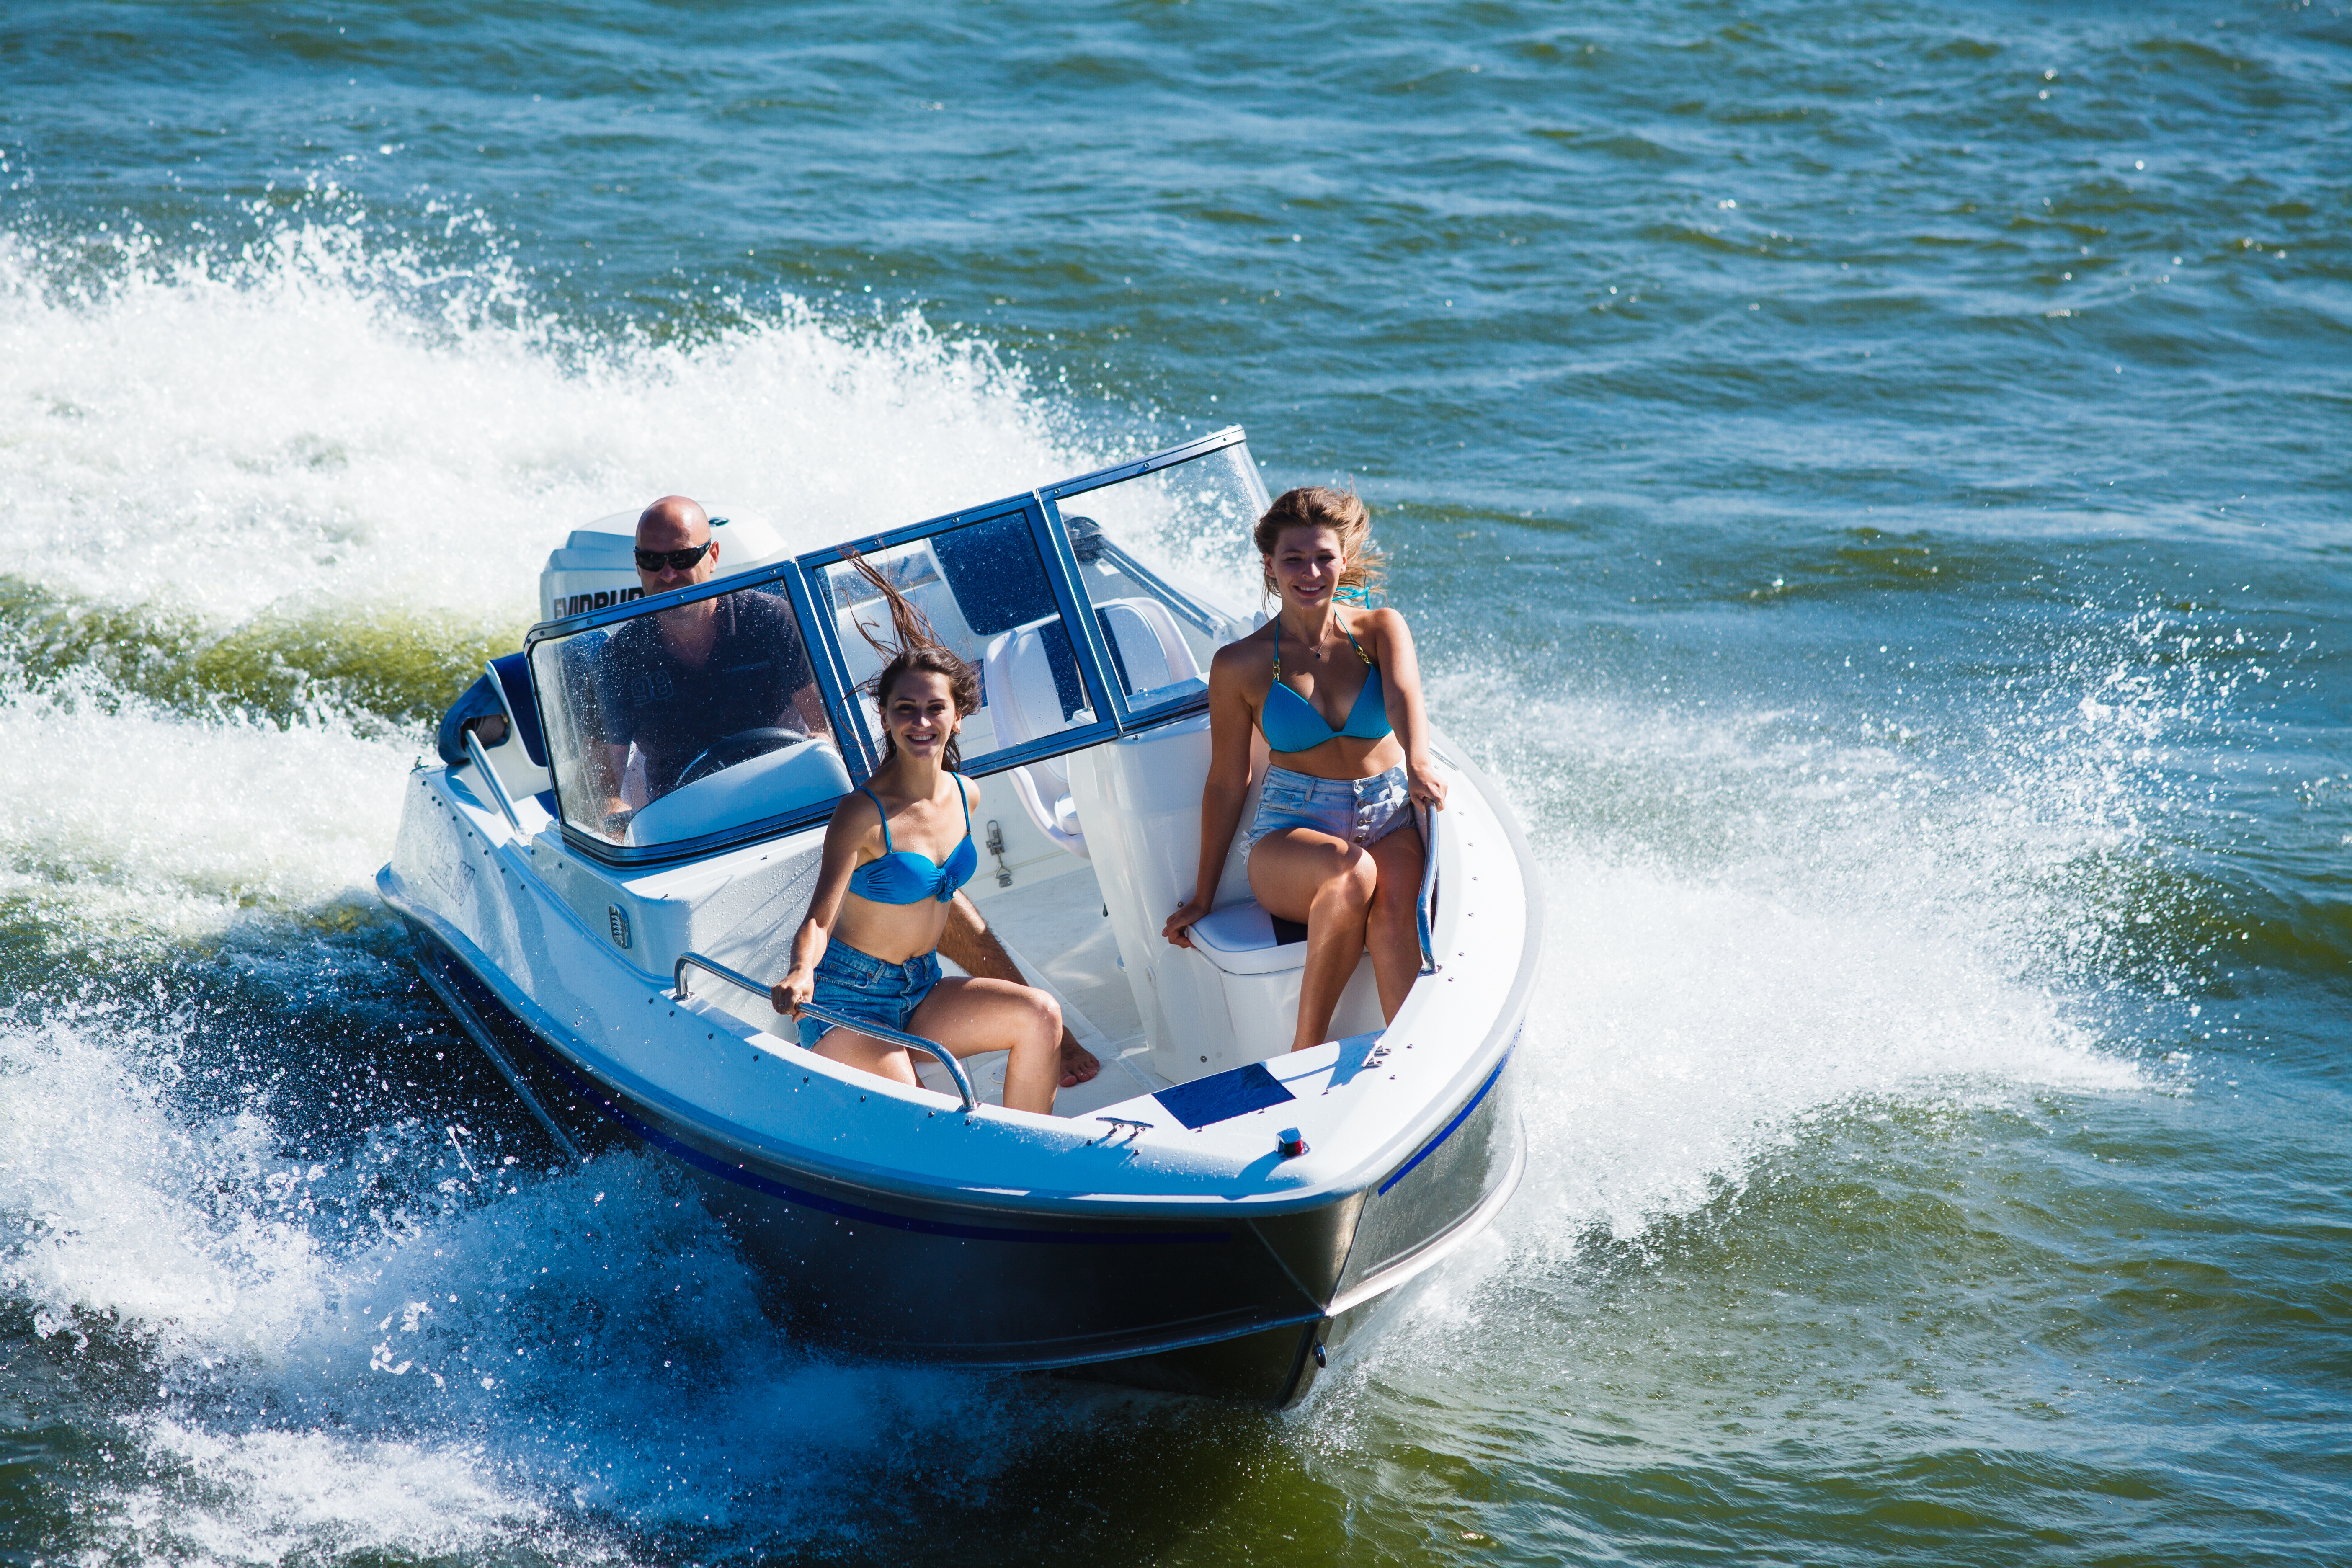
[3,3,2348,1563]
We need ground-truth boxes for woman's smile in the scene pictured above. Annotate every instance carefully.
[885,677,959,754]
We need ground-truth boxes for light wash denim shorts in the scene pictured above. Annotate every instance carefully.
[1243,763,1414,856]
[795,941,941,1050]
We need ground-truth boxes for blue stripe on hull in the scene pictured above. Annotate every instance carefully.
[1378,1047,1514,1197]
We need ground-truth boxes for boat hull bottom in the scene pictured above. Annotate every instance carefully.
[1070,1273,1416,1405]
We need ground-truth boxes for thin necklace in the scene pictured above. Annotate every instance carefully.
[1284,606,1340,661]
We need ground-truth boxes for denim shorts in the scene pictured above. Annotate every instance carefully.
[1243,763,1415,855]
[795,940,941,1050]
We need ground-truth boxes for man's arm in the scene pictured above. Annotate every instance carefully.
[596,742,634,828]
[940,893,1100,1087]
[574,632,636,832]
[789,681,833,740]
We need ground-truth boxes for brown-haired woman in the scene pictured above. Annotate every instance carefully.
[770,565,1067,1114]
[1160,487,1447,1052]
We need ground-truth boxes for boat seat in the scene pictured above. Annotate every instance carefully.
[1072,713,1387,1074]
[983,614,1091,857]
[983,596,1203,860]
[1186,900,1312,976]
[436,650,554,810]
[1183,895,1378,1061]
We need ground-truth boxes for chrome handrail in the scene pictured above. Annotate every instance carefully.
[794,1002,981,1114]
[671,952,980,1114]
[671,951,772,1008]
[1416,801,1442,977]
[463,727,523,832]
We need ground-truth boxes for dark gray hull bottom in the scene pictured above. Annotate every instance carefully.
[404,919,1521,1406]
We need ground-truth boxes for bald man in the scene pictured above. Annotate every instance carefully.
[590,495,831,828]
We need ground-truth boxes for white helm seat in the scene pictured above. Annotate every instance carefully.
[984,597,1202,859]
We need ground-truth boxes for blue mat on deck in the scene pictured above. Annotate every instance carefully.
[1153,1061,1296,1130]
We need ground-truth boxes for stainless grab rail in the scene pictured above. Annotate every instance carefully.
[671,952,980,1114]
[463,727,523,832]
[1416,801,1442,977]
[794,1002,981,1114]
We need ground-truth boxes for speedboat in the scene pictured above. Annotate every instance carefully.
[377,427,1542,1405]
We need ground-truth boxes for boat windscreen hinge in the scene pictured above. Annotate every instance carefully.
[985,818,1013,887]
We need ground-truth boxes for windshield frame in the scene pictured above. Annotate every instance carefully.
[1036,424,1256,510]
[1034,424,1262,729]
[522,556,863,866]
[792,491,1127,784]
[519,429,1261,868]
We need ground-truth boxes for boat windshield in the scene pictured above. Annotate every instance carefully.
[525,432,1271,862]
[530,577,853,851]
[806,503,1113,774]
[1044,438,1266,725]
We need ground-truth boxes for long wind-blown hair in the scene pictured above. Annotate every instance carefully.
[841,547,981,772]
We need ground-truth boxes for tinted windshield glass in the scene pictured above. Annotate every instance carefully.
[812,508,1104,771]
[1051,443,1264,719]
[532,580,852,850]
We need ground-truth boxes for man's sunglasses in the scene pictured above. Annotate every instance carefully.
[634,541,714,572]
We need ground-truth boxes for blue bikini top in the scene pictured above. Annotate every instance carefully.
[1258,616,1392,753]
[847,780,980,904]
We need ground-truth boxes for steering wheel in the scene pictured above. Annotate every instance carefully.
[672,727,808,791]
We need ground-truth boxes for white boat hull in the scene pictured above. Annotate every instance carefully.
[379,735,1540,1405]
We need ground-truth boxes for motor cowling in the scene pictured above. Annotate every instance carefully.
[537,511,789,624]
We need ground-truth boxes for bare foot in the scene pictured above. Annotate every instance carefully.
[1058,1030,1100,1088]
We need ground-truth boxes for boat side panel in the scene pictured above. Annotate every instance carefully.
[1333,1041,1522,1299]
[408,912,651,1160]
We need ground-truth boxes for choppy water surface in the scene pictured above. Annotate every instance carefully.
[3,2,2348,1563]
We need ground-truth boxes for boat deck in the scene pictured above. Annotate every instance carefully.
[923,854,1171,1117]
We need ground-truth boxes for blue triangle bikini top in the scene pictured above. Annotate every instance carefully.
[846,780,980,904]
[1258,616,1392,753]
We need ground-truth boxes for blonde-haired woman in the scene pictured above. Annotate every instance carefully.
[1160,487,1446,1052]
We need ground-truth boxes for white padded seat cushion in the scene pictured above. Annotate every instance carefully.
[1190,900,1312,976]
[1099,601,1176,691]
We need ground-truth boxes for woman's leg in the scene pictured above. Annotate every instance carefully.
[1249,826,1377,1051]
[908,976,1065,1115]
[1363,823,1426,1018]
[809,1026,919,1087]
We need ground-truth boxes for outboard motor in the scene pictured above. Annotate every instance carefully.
[538,511,789,622]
